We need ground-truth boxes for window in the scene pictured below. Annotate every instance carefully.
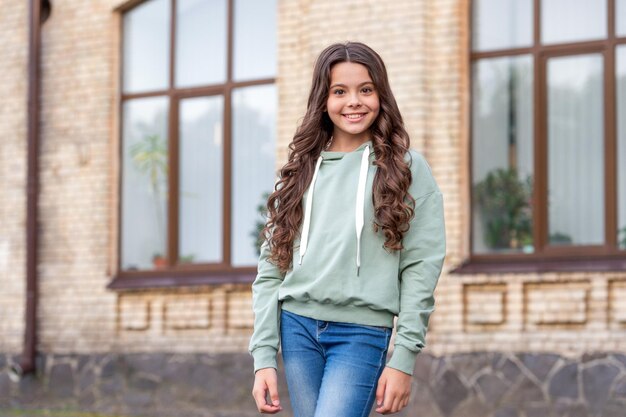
[116,0,277,285]
[469,0,626,265]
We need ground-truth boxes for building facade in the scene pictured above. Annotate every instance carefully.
[1,0,626,416]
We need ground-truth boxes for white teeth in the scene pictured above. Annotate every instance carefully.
[345,114,365,119]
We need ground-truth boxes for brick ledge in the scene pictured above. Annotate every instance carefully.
[107,271,256,290]
[450,257,626,275]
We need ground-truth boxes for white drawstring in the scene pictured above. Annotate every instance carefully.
[355,145,370,276]
[299,155,323,265]
[298,144,371,276]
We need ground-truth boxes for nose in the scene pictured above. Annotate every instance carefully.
[348,91,362,107]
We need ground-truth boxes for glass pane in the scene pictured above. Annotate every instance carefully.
[233,0,277,81]
[123,0,170,93]
[541,0,606,45]
[178,96,224,264]
[618,46,626,249]
[618,0,626,37]
[472,56,534,254]
[176,0,227,88]
[472,0,532,52]
[231,85,277,266]
[121,97,169,270]
[547,54,604,246]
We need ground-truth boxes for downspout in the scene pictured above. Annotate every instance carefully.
[13,0,52,377]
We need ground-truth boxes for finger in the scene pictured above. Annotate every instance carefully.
[376,389,395,414]
[375,376,386,408]
[252,386,267,412]
[390,395,403,414]
[259,403,282,414]
[377,401,393,414]
[252,384,282,414]
[267,377,281,408]
[402,395,410,409]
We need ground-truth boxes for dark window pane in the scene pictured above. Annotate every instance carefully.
[178,96,225,264]
[121,97,169,270]
[472,0,532,52]
[541,0,606,45]
[231,85,277,266]
[472,56,534,254]
[618,46,626,249]
[176,0,227,87]
[547,54,604,246]
[123,0,170,93]
[233,0,277,81]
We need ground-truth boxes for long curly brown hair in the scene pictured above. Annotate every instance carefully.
[262,41,415,273]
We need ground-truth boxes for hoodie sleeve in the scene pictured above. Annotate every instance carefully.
[248,237,286,374]
[386,152,446,375]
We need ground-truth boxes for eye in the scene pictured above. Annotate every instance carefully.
[361,86,374,93]
[333,89,345,95]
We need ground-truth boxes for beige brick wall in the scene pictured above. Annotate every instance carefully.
[35,0,121,352]
[1,0,625,359]
[112,284,253,353]
[0,0,29,353]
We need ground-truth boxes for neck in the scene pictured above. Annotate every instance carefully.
[327,132,371,152]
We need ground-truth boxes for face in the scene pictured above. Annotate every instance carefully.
[326,62,380,142]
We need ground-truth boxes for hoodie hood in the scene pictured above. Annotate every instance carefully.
[298,140,373,276]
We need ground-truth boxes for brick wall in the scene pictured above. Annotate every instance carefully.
[34,0,118,353]
[1,0,625,362]
[0,0,28,353]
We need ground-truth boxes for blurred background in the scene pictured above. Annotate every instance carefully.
[1,0,626,416]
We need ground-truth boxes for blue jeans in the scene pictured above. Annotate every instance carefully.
[280,308,392,417]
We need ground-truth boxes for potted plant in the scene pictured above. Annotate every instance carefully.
[130,133,168,268]
[548,231,572,245]
[179,254,196,264]
[152,252,167,269]
[473,167,533,251]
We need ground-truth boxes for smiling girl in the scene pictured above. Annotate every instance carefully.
[249,42,446,416]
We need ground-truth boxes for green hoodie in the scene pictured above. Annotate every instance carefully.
[249,140,446,375]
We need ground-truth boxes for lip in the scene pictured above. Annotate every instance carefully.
[342,113,367,122]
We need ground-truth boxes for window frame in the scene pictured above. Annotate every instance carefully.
[109,0,276,289]
[455,0,626,274]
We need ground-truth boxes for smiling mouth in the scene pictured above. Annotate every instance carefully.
[343,113,367,121]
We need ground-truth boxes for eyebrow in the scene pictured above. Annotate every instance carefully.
[329,81,374,89]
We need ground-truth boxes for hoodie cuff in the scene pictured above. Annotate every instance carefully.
[252,346,278,374]
[386,345,418,376]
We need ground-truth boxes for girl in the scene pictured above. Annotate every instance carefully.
[249,42,446,416]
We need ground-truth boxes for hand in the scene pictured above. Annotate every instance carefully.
[375,366,412,414]
[252,367,283,414]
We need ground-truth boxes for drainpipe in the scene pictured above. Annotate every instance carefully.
[13,0,52,378]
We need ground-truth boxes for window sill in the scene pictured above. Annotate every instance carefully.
[449,257,626,275]
[107,270,256,290]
